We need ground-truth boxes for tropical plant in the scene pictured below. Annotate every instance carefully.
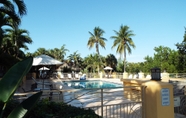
[3,27,32,58]
[67,51,83,71]
[1,99,101,118]
[111,25,135,72]
[87,27,107,73]
[0,57,42,118]
[83,53,104,73]
[33,48,49,56]
[0,0,27,45]
[49,44,69,62]
[105,54,117,71]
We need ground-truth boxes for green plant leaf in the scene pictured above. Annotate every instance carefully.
[7,91,43,118]
[0,57,33,103]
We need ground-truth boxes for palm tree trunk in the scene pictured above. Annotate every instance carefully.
[96,43,101,73]
[123,49,126,72]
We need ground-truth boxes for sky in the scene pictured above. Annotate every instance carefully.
[20,0,186,62]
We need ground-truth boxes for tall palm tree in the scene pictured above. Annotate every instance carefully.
[87,27,107,72]
[111,25,135,72]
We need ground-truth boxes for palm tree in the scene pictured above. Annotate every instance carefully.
[111,25,135,72]
[105,54,117,71]
[59,44,69,61]
[0,0,27,48]
[84,54,100,73]
[0,0,26,26]
[34,48,49,56]
[67,51,82,71]
[87,27,107,72]
[4,27,32,58]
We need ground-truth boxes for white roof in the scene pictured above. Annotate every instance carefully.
[32,54,63,66]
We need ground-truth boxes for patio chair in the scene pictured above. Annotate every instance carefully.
[60,73,64,79]
[75,74,79,79]
[146,75,151,79]
[68,74,72,79]
[128,74,133,79]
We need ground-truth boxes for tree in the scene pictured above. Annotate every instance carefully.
[0,0,27,45]
[0,0,26,26]
[59,44,69,61]
[111,25,135,72]
[4,27,32,58]
[0,0,27,73]
[67,51,83,71]
[105,54,117,71]
[83,53,101,73]
[33,48,49,56]
[87,27,107,73]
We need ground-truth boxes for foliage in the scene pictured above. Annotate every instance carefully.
[111,25,135,72]
[0,57,42,118]
[88,27,107,73]
[105,54,117,71]
[83,53,105,73]
[1,99,101,118]
[116,59,124,72]
[0,0,31,73]
[175,41,186,72]
[67,50,83,71]
[142,46,178,73]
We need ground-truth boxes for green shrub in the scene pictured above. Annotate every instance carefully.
[1,99,101,118]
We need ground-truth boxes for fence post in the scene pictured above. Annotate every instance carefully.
[101,89,103,117]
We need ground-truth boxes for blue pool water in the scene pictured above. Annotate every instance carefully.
[63,80,123,89]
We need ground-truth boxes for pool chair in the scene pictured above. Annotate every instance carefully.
[61,74,64,79]
[75,74,79,79]
[67,74,72,79]
[133,74,138,79]
[80,74,86,80]
[128,74,133,79]
[146,74,151,79]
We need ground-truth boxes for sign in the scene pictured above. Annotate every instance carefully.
[161,88,170,106]
[174,97,180,107]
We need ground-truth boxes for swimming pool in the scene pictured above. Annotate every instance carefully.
[63,80,123,89]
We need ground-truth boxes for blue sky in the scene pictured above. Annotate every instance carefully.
[20,0,186,62]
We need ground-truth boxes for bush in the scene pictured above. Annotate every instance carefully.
[1,99,101,118]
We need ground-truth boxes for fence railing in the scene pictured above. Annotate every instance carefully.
[14,85,145,118]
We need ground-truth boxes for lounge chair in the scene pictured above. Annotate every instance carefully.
[61,73,64,79]
[68,74,72,79]
[75,74,79,79]
[146,75,151,79]
[133,74,137,79]
[128,74,133,79]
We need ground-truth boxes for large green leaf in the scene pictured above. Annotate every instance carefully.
[0,57,33,103]
[7,91,43,118]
